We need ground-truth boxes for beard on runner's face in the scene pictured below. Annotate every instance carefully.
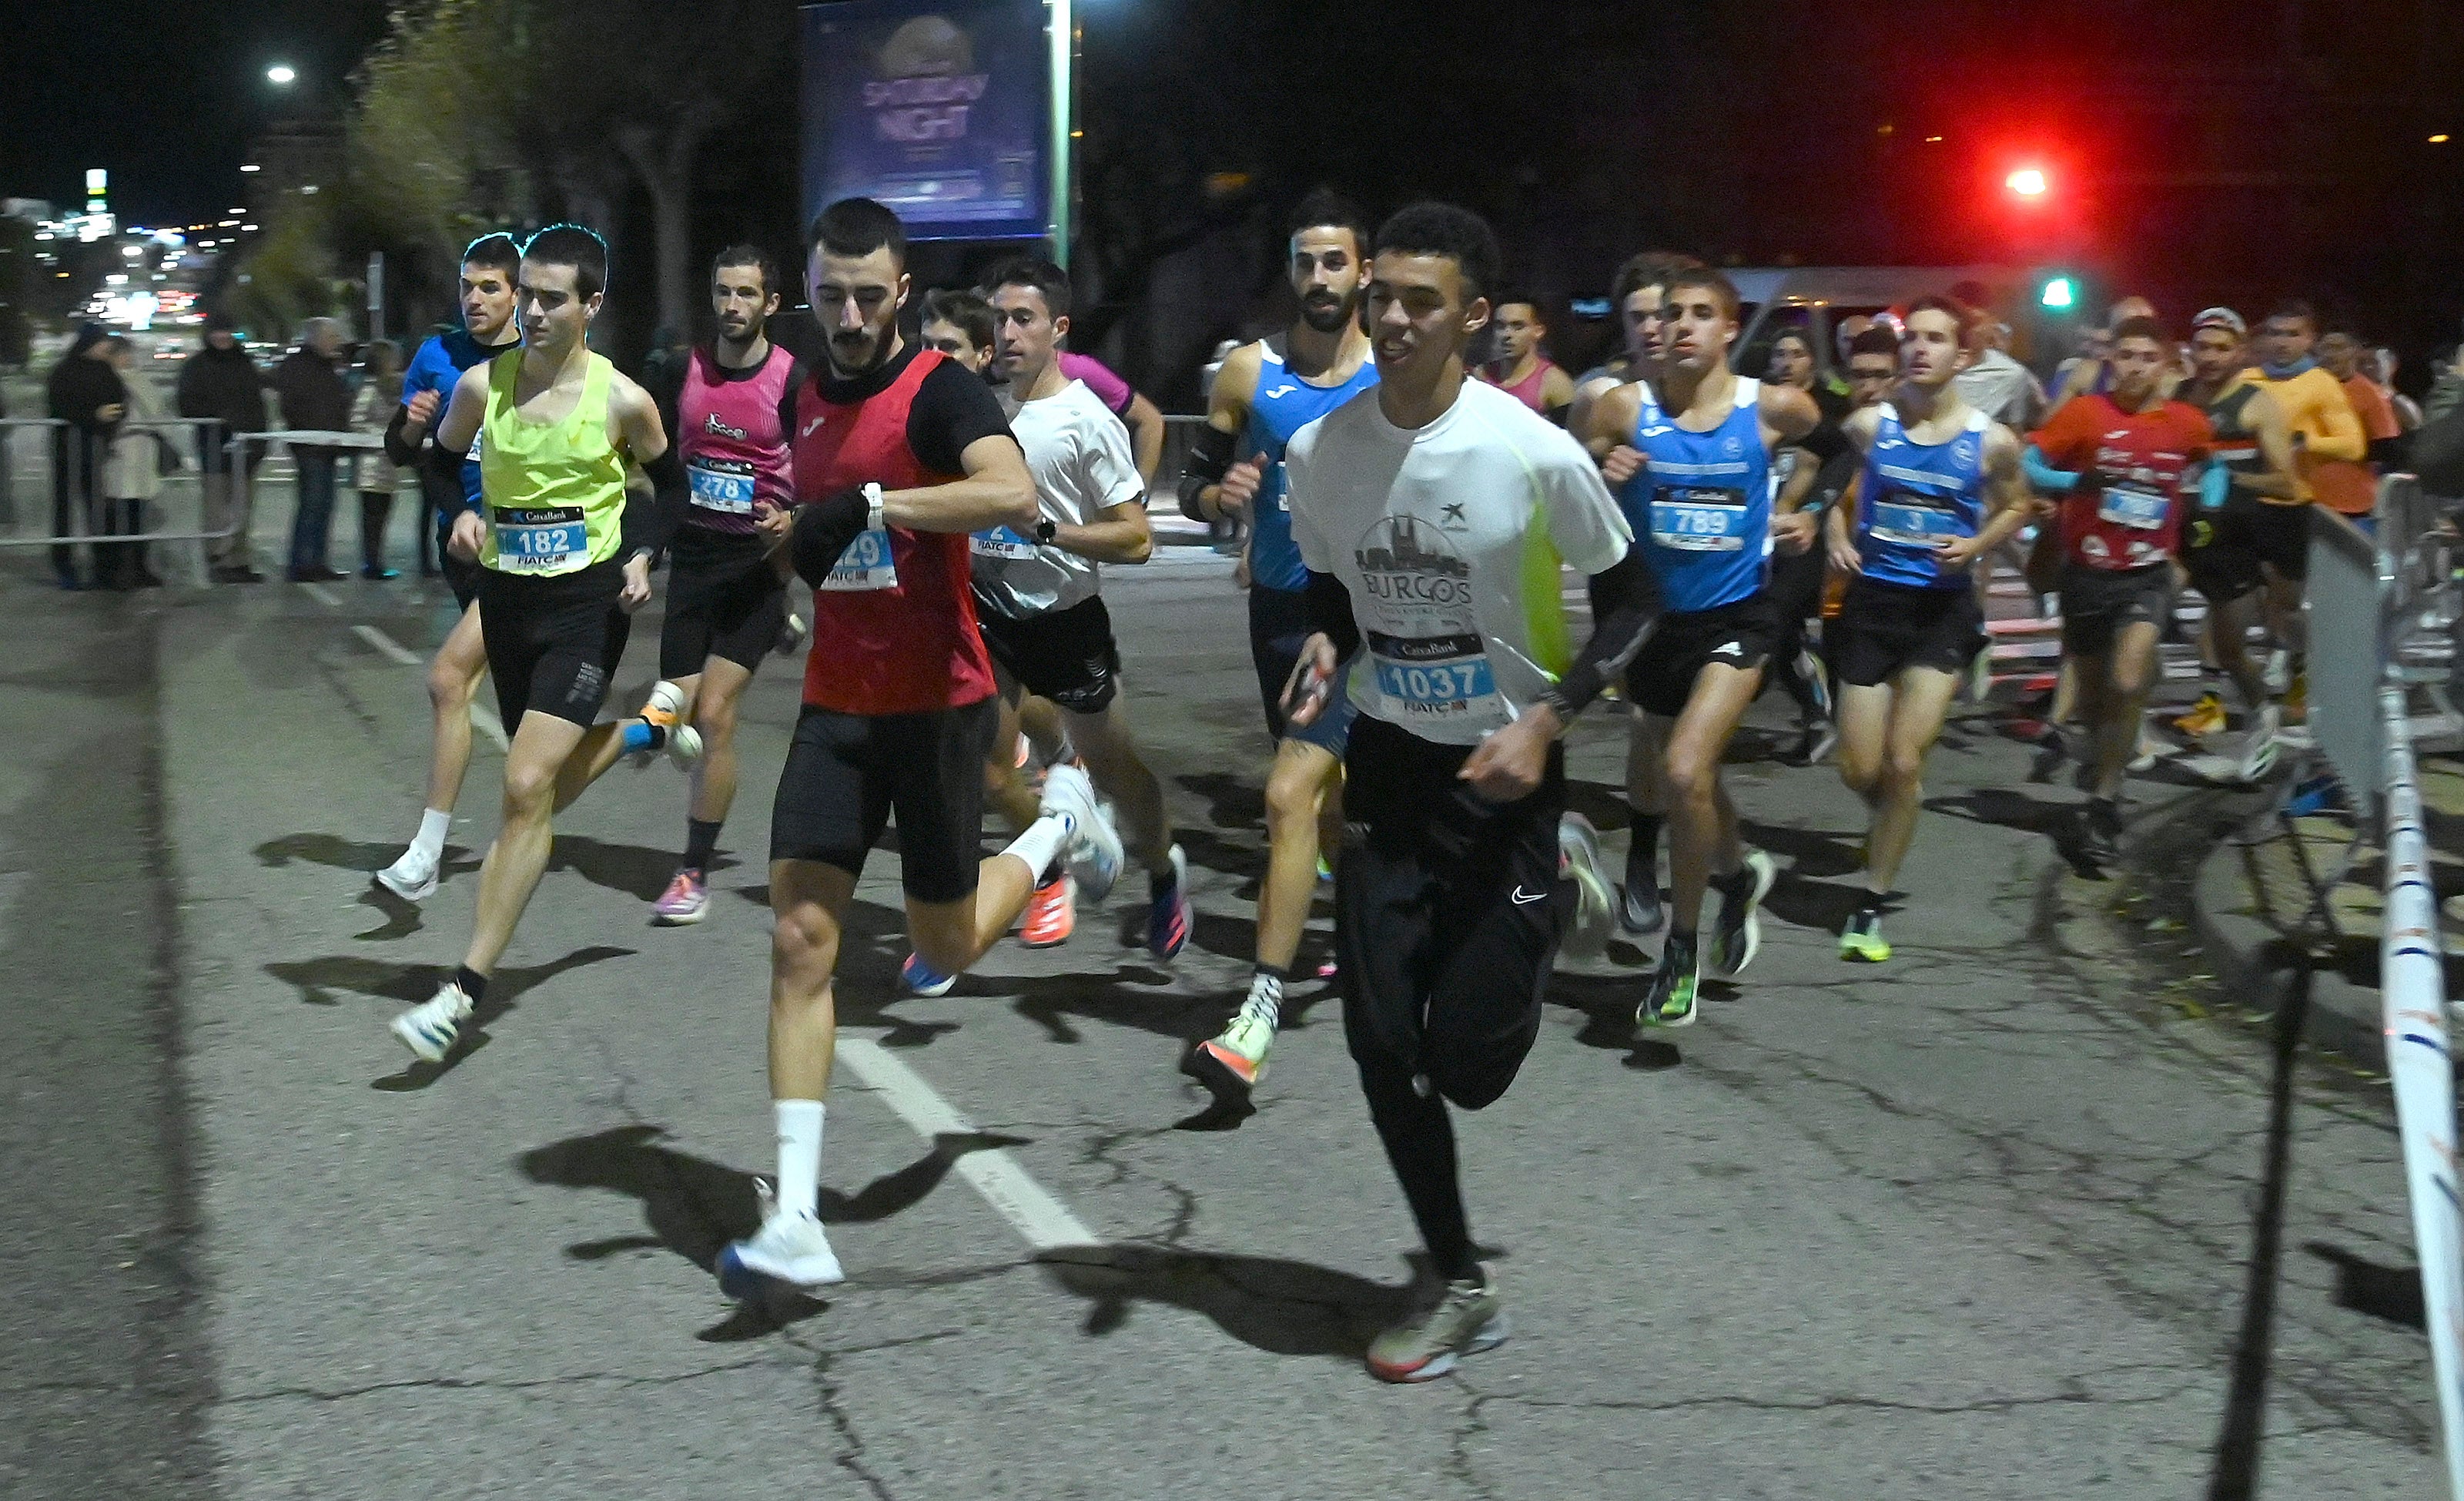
[1299,287,1351,333]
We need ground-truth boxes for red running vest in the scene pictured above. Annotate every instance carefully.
[792,348,997,716]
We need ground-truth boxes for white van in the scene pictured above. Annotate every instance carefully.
[1726,265,2025,380]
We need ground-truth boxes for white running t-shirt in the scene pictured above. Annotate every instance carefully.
[1289,379,1631,745]
[973,379,1144,618]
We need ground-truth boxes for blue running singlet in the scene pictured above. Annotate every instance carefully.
[1855,402,1990,589]
[1241,340,1381,593]
[1618,377,1770,612]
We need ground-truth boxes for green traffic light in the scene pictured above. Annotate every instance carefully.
[2040,276,2076,310]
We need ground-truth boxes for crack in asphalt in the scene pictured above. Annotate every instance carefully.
[775,1328,965,1501]
[217,1355,791,1405]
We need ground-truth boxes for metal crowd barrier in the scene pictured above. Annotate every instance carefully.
[0,416,234,583]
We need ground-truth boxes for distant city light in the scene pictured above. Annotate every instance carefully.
[266,64,296,85]
[240,163,261,173]
[122,244,142,258]
[2434,135,2452,144]
[302,184,319,194]
[242,223,259,231]
[2007,167,2049,198]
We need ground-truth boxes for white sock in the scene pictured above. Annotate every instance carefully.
[775,1099,825,1219]
[410,808,451,865]
[1003,813,1071,883]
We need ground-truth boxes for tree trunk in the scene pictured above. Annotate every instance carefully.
[618,126,702,343]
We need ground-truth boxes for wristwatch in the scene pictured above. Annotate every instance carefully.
[1034,518,1058,545]
[863,481,886,534]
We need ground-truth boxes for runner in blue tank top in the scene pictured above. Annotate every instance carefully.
[1578,267,1819,1029]
[1176,192,1381,1107]
[1823,297,2030,963]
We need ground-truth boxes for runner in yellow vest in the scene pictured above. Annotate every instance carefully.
[387,224,700,1064]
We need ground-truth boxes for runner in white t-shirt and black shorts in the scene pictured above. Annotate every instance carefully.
[966,258,1190,962]
[1284,203,1659,1385]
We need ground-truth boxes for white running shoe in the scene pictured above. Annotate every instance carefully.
[718,1178,845,1295]
[2235,703,2282,785]
[1556,813,1613,960]
[389,978,474,1063]
[773,611,809,658]
[633,682,704,769]
[1039,762,1122,903]
[374,847,439,903]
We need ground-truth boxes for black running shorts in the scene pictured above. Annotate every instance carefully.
[1335,714,1565,1112]
[1624,593,1779,719]
[475,559,631,730]
[1246,582,1358,755]
[769,697,999,903]
[2235,494,2312,583]
[1832,578,1985,687]
[977,594,1122,715]
[441,544,485,612]
[2180,498,2265,607]
[2058,561,2173,658]
[660,526,787,679]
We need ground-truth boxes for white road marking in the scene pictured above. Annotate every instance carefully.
[835,1033,1100,1251]
[350,624,423,666]
[300,582,343,608]
[468,697,508,750]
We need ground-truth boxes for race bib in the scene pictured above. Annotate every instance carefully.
[971,525,1040,561]
[817,526,899,591]
[2098,485,2169,530]
[687,460,757,514]
[1870,493,1961,548]
[1368,632,1502,728]
[492,506,585,571]
[1650,486,1746,552]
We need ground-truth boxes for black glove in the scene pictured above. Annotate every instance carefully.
[789,485,875,588]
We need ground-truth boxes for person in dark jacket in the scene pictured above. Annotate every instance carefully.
[274,317,353,582]
[45,323,126,590]
[176,313,270,581]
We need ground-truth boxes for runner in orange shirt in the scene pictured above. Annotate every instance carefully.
[2238,300,2363,703]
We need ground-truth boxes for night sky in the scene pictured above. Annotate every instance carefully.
[2,0,389,223]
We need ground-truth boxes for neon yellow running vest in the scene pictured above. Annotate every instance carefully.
[479,350,626,575]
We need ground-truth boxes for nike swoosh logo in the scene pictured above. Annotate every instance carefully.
[802,416,826,437]
[1510,886,1547,906]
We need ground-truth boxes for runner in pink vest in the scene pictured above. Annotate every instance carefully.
[638,244,804,925]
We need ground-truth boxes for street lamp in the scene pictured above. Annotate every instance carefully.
[266,63,296,86]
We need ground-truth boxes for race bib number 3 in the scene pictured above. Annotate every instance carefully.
[1870,497,1960,548]
[1649,487,1746,552]
[2098,485,2169,530]
[819,526,899,591]
[688,461,756,514]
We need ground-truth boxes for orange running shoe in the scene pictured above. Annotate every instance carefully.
[1021,872,1074,948]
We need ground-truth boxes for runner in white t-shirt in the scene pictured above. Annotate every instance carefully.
[1282,203,1662,1385]
[955,258,1189,966]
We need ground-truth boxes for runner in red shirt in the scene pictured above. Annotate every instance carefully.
[2027,313,2213,869]
[716,198,1114,1298]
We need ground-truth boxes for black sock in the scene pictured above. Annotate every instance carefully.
[1150,861,1178,900]
[682,818,722,873]
[1255,962,1289,985]
[454,965,488,1006]
[1625,815,1662,890]
[1712,863,1753,904]
[1856,888,1889,917]
[1361,1059,1477,1283]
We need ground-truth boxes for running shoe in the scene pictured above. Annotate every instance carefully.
[1182,1010,1274,1108]
[718,1178,845,1296]
[900,953,957,997]
[2173,691,2228,740]
[389,977,474,1064]
[2027,725,2069,785]
[2129,727,2163,774]
[651,867,709,926]
[1556,813,1613,960]
[1317,854,1334,885]
[374,847,440,903]
[1039,762,1122,903]
[1367,1276,1507,1383]
[1800,721,1840,766]
[2234,703,2282,786]
[1707,849,1777,979]
[2263,647,2292,695]
[1148,845,1192,960]
[1839,909,1890,962]
[1638,933,1700,1029]
[1020,872,1074,948]
[640,679,685,732]
[1797,647,1833,721]
[1619,878,1666,937]
[773,611,809,658]
[1013,732,1032,770]
[2079,799,2121,871]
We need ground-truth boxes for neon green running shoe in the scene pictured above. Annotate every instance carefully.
[1638,934,1700,1029]
[1839,909,1891,962]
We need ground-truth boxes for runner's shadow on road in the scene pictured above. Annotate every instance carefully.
[517,1123,1025,1340]
[1005,967,1216,1047]
[254,832,479,878]
[263,945,634,1090]
[1173,771,1265,834]
[1038,1245,1416,1359]
[551,836,736,903]
[1549,973,1685,1070]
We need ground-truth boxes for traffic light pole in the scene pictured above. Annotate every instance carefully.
[1046,0,1073,270]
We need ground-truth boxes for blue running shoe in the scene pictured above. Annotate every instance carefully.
[900,952,956,997]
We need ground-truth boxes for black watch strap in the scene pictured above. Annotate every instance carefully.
[1035,518,1058,544]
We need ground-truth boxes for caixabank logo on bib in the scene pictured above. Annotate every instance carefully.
[1354,513,1471,608]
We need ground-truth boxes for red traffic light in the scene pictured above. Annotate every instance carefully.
[2006,167,2049,199]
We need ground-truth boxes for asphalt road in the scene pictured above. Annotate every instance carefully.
[0,514,2449,1499]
